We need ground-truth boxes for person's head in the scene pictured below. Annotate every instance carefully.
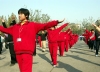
[97,25,100,28]
[41,31,45,34]
[91,29,94,33]
[50,26,55,30]
[18,8,30,21]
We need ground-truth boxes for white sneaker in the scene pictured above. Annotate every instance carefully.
[42,49,46,52]
[95,55,98,57]
[53,63,59,67]
[53,65,57,67]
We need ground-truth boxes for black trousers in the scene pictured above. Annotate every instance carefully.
[33,42,36,56]
[95,40,100,55]
[87,40,91,49]
[89,40,95,50]
[8,43,17,64]
[0,43,2,54]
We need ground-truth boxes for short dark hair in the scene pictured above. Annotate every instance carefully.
[91,29,94,31]
[18,8,30,20]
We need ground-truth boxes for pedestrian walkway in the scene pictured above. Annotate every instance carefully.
[0,40,100,72]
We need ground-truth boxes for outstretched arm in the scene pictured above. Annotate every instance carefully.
[65,28,71,33]
[10,20,16,26]
[34,19,65,33]
[0,26,13,35]
[2,19,7,28]
[93,24,100,32]
[56,23,68,32]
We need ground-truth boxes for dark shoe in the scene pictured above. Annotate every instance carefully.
[33,54,36,56]
[10,63,15,66]
[42,51,45,52]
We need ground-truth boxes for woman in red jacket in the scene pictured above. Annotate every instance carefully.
[57,28,70,56]
[0,8,65,72]
[47,23,68,67]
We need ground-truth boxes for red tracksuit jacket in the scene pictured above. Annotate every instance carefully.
[0,20,58,54]
[58,28,71,42]
[58,32,66,42]
[89,32,95,40]
[47,23,68,43]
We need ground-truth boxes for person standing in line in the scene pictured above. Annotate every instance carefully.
[93,23,100,56]
[47,23,68,67]
[0,8,65,72]
[2,18,17,66]
[0,33,4,55]
[38,30,47,52]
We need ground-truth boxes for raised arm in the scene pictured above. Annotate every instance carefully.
[93,24,100,32]
[65,28,71,34]
[10,20,16,26]
[34,19,65,33]
[56,23,68,32]
[2,19,7,28]
[0,26,13,35]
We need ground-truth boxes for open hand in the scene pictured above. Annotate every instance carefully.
[2,19,5,22]
[92,24,97,28]
[58,18,65,23]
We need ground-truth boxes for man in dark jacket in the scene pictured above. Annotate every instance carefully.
[38,30,47,52]
[2,18,17,66]
[95,25,100,56]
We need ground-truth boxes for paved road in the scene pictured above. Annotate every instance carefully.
[0,40,100,72]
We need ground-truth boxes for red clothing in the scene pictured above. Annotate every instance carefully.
[38,36,42,47]
[48,43,58,65]
[58,29,70,53]
[47,23,68,43]
[16,54,32,72]
[58,42,65,56]
[58,32,66,55]
[47,23,68,65]
[58,32,66,42]
[89,32,95,40]
[0,20,58,55]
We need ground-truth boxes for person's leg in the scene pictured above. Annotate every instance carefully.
[16,54,22,72]
[60,42,65,56]
[39,39,42,48]
[42,41,46,51]
[91,40,94,50]
[65,40,69,52]
[0,43,3,54]
[48,43,53,62]
[58,42,61,56]
[33,42,36,56]
[0,44,2,54]
[93,40,96,50]
[87,40,91,49]
[52,43,58,66]
[16,54,33,72]
[95,41,99,56]
[8,43,17,65]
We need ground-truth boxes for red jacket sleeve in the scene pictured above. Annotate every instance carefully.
[65,28,70,33]
[0,26,13,35]
[85,29,90,34]
[56,23,68,32]
[34,20,59,33]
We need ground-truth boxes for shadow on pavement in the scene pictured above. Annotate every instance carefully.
[65,54,100,66]
[57,61,82,72]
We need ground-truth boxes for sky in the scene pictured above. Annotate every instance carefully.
[0,0,100,23]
